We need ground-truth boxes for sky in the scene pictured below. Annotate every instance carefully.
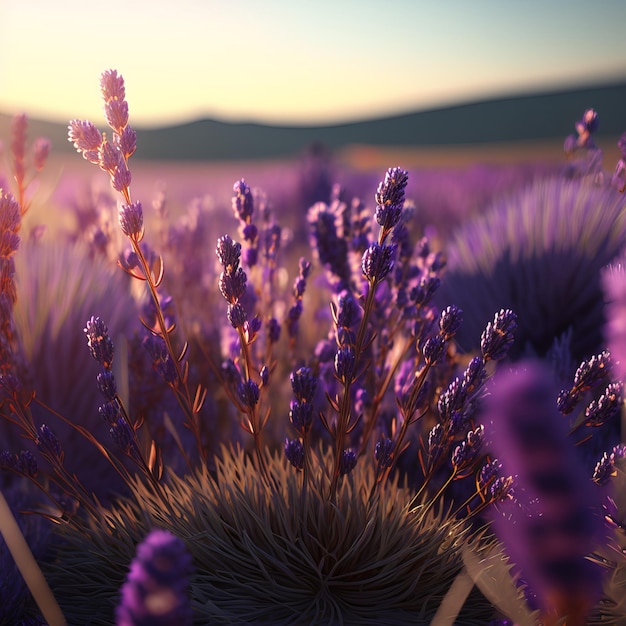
[1,0,626,128]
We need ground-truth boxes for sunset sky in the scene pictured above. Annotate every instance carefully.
[1,0,626,128]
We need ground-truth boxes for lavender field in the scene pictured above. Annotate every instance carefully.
[2,70,626,626]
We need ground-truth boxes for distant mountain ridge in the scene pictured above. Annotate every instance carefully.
[2,80,625,160]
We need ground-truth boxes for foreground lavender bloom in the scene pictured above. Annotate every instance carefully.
[482,361,604,621]
[116,529,193,626]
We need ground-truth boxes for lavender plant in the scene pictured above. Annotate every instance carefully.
[1,70,623,626]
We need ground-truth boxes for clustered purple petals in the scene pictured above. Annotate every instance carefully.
[584,381,623,427]
[15,450,38,477]
[289,400,313,433]
[99,401,121,425]
[361,242,396,284]
[216,235,242,272]
[116,529,193,626]
[438,305,463,340]
[557,350,612,415]
[290,367,318,403]
[237,379,260,409]
[421,334,446,365]
[143,334,178,385]
[307,201,351,287]
[35,424,62,462]
[426,423,445,465]
[375,436,394,469]
[284,438,304,470]
[340,448,357,475]
[374,166,409,233]
[96,369,118,401]
[452,426,484,473]
[119,201,144,239]
[227,302,247,329]
[216,235,249,329]
[490,475,514,502]
[232,178,254,222]
[84,316,115,369]
[334,345,356,382]
[480,309,517,362]
[110,417,139,457]
[477,458,502,492]
[592,444,626,485]
[267,318,281,344]
[218,267,247,303]
[286,258,311,339]
[68,70,136,197]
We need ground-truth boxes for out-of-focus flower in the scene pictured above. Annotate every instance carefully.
[438,177,626,363]
[481,361,605,623]
[116,529,193,626]
[603,260,626,381]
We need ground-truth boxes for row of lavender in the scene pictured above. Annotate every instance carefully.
[0,70,625,624]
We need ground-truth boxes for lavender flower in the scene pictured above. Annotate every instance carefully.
[15,450,38,477]
[334,345,356,382]
[361,242,396,284]
[480,309,517,362]
[35,425,62,462]
[481,361,604,619]
[96,369,118,401]
[584,381,623,428]
[215,235,241,273]
[284,438,304,470]
[290,367,317,403]
[237,379,260,409]
[375,436,394,469]
[232,178,254,222]
[592,444,626,485]
[307,201,350,287]
[340,448,357,475]
[119,201,144,240]
[84,316,115,369]
[116,529,193,626]
[374,166,408,233]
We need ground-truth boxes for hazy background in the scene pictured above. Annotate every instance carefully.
[2,0,626,127]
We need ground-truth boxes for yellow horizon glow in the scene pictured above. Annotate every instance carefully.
[1,0,626,127]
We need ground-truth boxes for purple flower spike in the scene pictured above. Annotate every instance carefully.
[15,450,38,477]
[438,305,463,340]
[290,367,318,403]
[119,201,144,240]
[36,425,62,462]
[232,178,254,222]
[340,449,357,475]
[375,436,394,468]
[480,309,517,362]
[116,529,193,626]
[374,167,409,232]
[84,316,115,369]
[284,438,304,470]
[216,235,241,272]
[237,379,260,409]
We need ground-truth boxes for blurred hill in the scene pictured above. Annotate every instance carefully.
[1,80,625,160]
